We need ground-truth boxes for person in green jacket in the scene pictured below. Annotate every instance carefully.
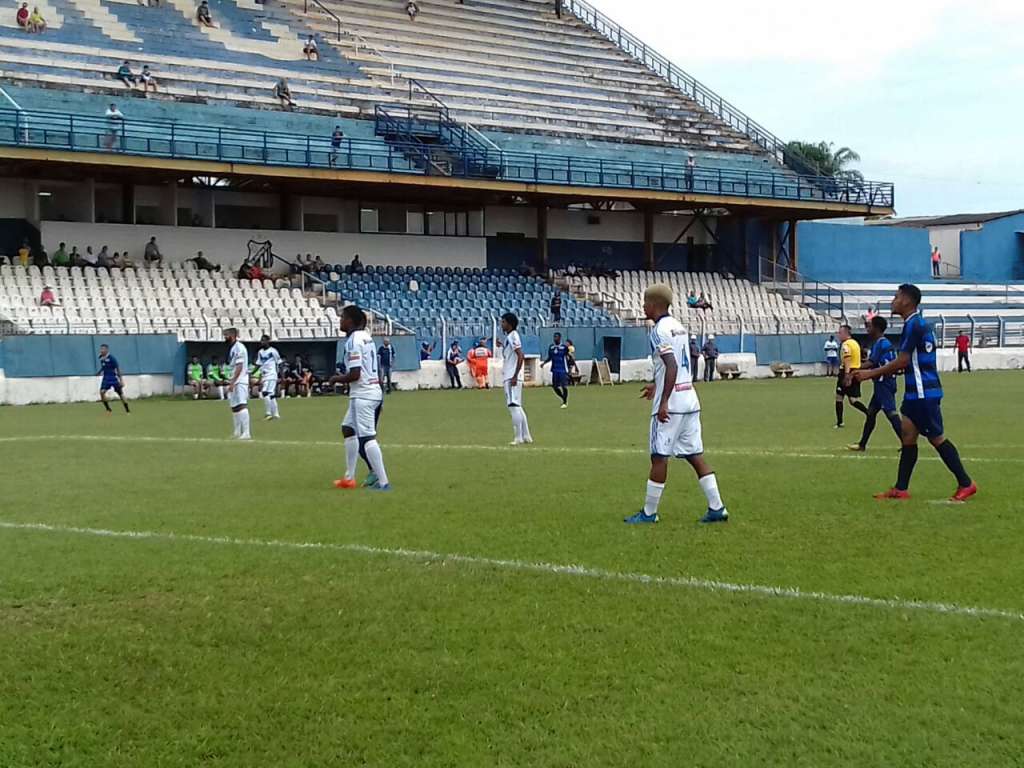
[207,356,226,400]
[187,356,208,400]
[52,242,70,267]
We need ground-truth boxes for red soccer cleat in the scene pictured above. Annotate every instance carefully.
[874,488,911,500]
[950,483,978,503]
[333,478,357,490]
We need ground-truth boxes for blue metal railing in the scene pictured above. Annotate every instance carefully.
[0,108,894,207]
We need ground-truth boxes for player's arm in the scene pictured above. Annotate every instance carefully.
[654,351,676,422]
[541,347,551,368]
[857,351,910,381]
[115,365,124,385]
[510,345,524,384]
[336,354,362,384]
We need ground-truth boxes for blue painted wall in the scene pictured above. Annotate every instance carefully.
[960,213,1024,281]
[1,334,180,378]
[797,222,931,283]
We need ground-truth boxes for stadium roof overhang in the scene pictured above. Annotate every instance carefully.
[0,147,894,220]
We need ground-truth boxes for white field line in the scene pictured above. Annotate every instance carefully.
[0,434,1021,464]
[1,520,1021,624]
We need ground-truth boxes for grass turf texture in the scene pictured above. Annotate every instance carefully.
[1,371,1023,767]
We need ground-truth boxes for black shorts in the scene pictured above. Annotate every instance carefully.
[902,398,944,438]
[101,382,123,395]
[836,372,861,399]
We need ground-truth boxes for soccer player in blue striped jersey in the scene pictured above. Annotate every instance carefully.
[541,332,570,408]
[855,284,977,502]
[97,344,130,414]
[849,315,902,452]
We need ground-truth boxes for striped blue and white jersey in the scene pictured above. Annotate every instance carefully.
[899,313,942,400]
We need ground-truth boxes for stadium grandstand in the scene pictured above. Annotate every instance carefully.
[5,0,1018,402]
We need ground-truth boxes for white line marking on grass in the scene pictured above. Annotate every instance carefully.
[2,434,1022,464]
[1,520,1021,624]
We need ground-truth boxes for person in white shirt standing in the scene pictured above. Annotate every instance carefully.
[223,327,252,440]
[256,334,282,421]
[333,305,390,491]
[625,284,727,525]
[500,312,533,446]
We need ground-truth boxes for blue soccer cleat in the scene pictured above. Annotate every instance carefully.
[700,507,729,524]
[624,510,659,525]
[369,483,392,492]
[362,472,379,488]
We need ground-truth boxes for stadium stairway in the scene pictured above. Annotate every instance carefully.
[557,270,829,335]
[0,263,337,341]
[319,265,618,355]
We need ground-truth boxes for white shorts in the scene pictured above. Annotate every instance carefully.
[343,397,381,438]
[228,383,249,409]
[504,379,523,407]
[649,411,704,458]
[261,377,278,397]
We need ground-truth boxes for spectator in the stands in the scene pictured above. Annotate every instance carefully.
[550,290,562,324]
[311,254,324,272]
[931,245,941,277]
[406,0,419,20]
[144,236,163,267]
[27,5,45,32]
[33,246,49,268]
[196,0,213,27]
[187,250,220,272]
[76,246,97,268]
[519,259,535,277]
[303,35,319,60]
[17,239,30,267]
[104,103,124,149]
[52,242,69,267]
[408,276,419,293]
[702,334,719,382]
[349,253,364,274]
[116,61,137,89]
[328,125,344,167]
[554,0,561,19]
[696,291,713,310]
[273,78,295,111]
[112,251,135,269]
[139,65,157,95]
[16,2,28,28]
[96,246,113,269]
[68,245,80,265]
[686,289,698,308]
[685,152,696,190]
[39,285,57,306]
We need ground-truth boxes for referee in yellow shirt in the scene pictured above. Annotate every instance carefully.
[835,324,869,428]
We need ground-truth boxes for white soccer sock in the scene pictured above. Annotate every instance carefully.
[508,406,523,441]
[520,409,532,442]
[231,411,240,437]
[699,473,724,510]
[271,398,280,418]
[344,436,359,480]
[644,480,665,517]
[239,409,251,439]
[364,439,389,487]
[263,395,273,416]
[220,386,227,400]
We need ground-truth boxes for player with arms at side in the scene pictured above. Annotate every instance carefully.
[835,324,869,428]
[97,344,130,414]
[223,328,252,440]
[625,285,727,525]
[848,315,902,452]
[256,335,282,421]
[333,305,390,491]
[541,331,570,408]
[500,312,533,445]
[854,284,977,501]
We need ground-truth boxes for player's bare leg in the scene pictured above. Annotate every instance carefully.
[100,388,112,414]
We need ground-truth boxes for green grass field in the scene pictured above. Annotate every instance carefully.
[2,372,1023,767]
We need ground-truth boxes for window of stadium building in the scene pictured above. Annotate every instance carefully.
[359,205,482,237]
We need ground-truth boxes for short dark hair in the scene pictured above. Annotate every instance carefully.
[261,334,270,342]
[99,344,109,350]
[224,327,238,336]
[553,332,562,338]
[342,304,366,327]
[839,324,852,333]
[869,315,888,333]
[501,312,519,330]
[897,283,922,307]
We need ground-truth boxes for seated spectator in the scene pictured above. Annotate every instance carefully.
[144,236,163,267]
[96,246,112,268]
[273,78,295,111]
[116,61,137,89]
[77,246,98,268]
[408,276,419,293]
[52,242,69,267]
[406,0,419,20]
[139,65,157,95]
[33,246,49,267]
[566,261,578,277]
[17,239,30,267]
[113,251,136,269]
[16,2,28,28]
[349,253,364,274]
[38,285,57,306]
[27,5,44,32]
[249,262,266,281]
[187,356,208,399]
[303,35,319,60]
[686,290,698,308]
[696,291,713,310]
[292,355,312,397]
[67,245,80,264]
[196,0,213,27]
[311,254,325,272]
[238,260,254,280]
[187,250,220,272]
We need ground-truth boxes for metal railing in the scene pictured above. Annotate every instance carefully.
[759,257,863,322]
[0,108,894,206]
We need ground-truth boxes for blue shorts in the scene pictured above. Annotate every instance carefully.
[101,380,122,395]
[901,398,944,438]
[552,372,569,387]
[870,389,897,414]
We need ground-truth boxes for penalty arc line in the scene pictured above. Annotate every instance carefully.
[1,520,1022,624]
[0,434,1021,464]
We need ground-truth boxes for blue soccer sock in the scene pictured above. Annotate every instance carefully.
[936,440,971,488]
[896,445,918,491]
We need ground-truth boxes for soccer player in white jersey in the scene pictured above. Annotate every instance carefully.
[625,285,727,524]
[500,312,533,446]
[332,305,390,491]
[223,327,252,440]
[256,334,282,421]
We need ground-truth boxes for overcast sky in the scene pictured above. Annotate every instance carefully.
[587,0,1024,216]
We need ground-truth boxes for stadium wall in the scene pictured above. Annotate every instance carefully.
[796,222,931,283]
[960,213,1024,281]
